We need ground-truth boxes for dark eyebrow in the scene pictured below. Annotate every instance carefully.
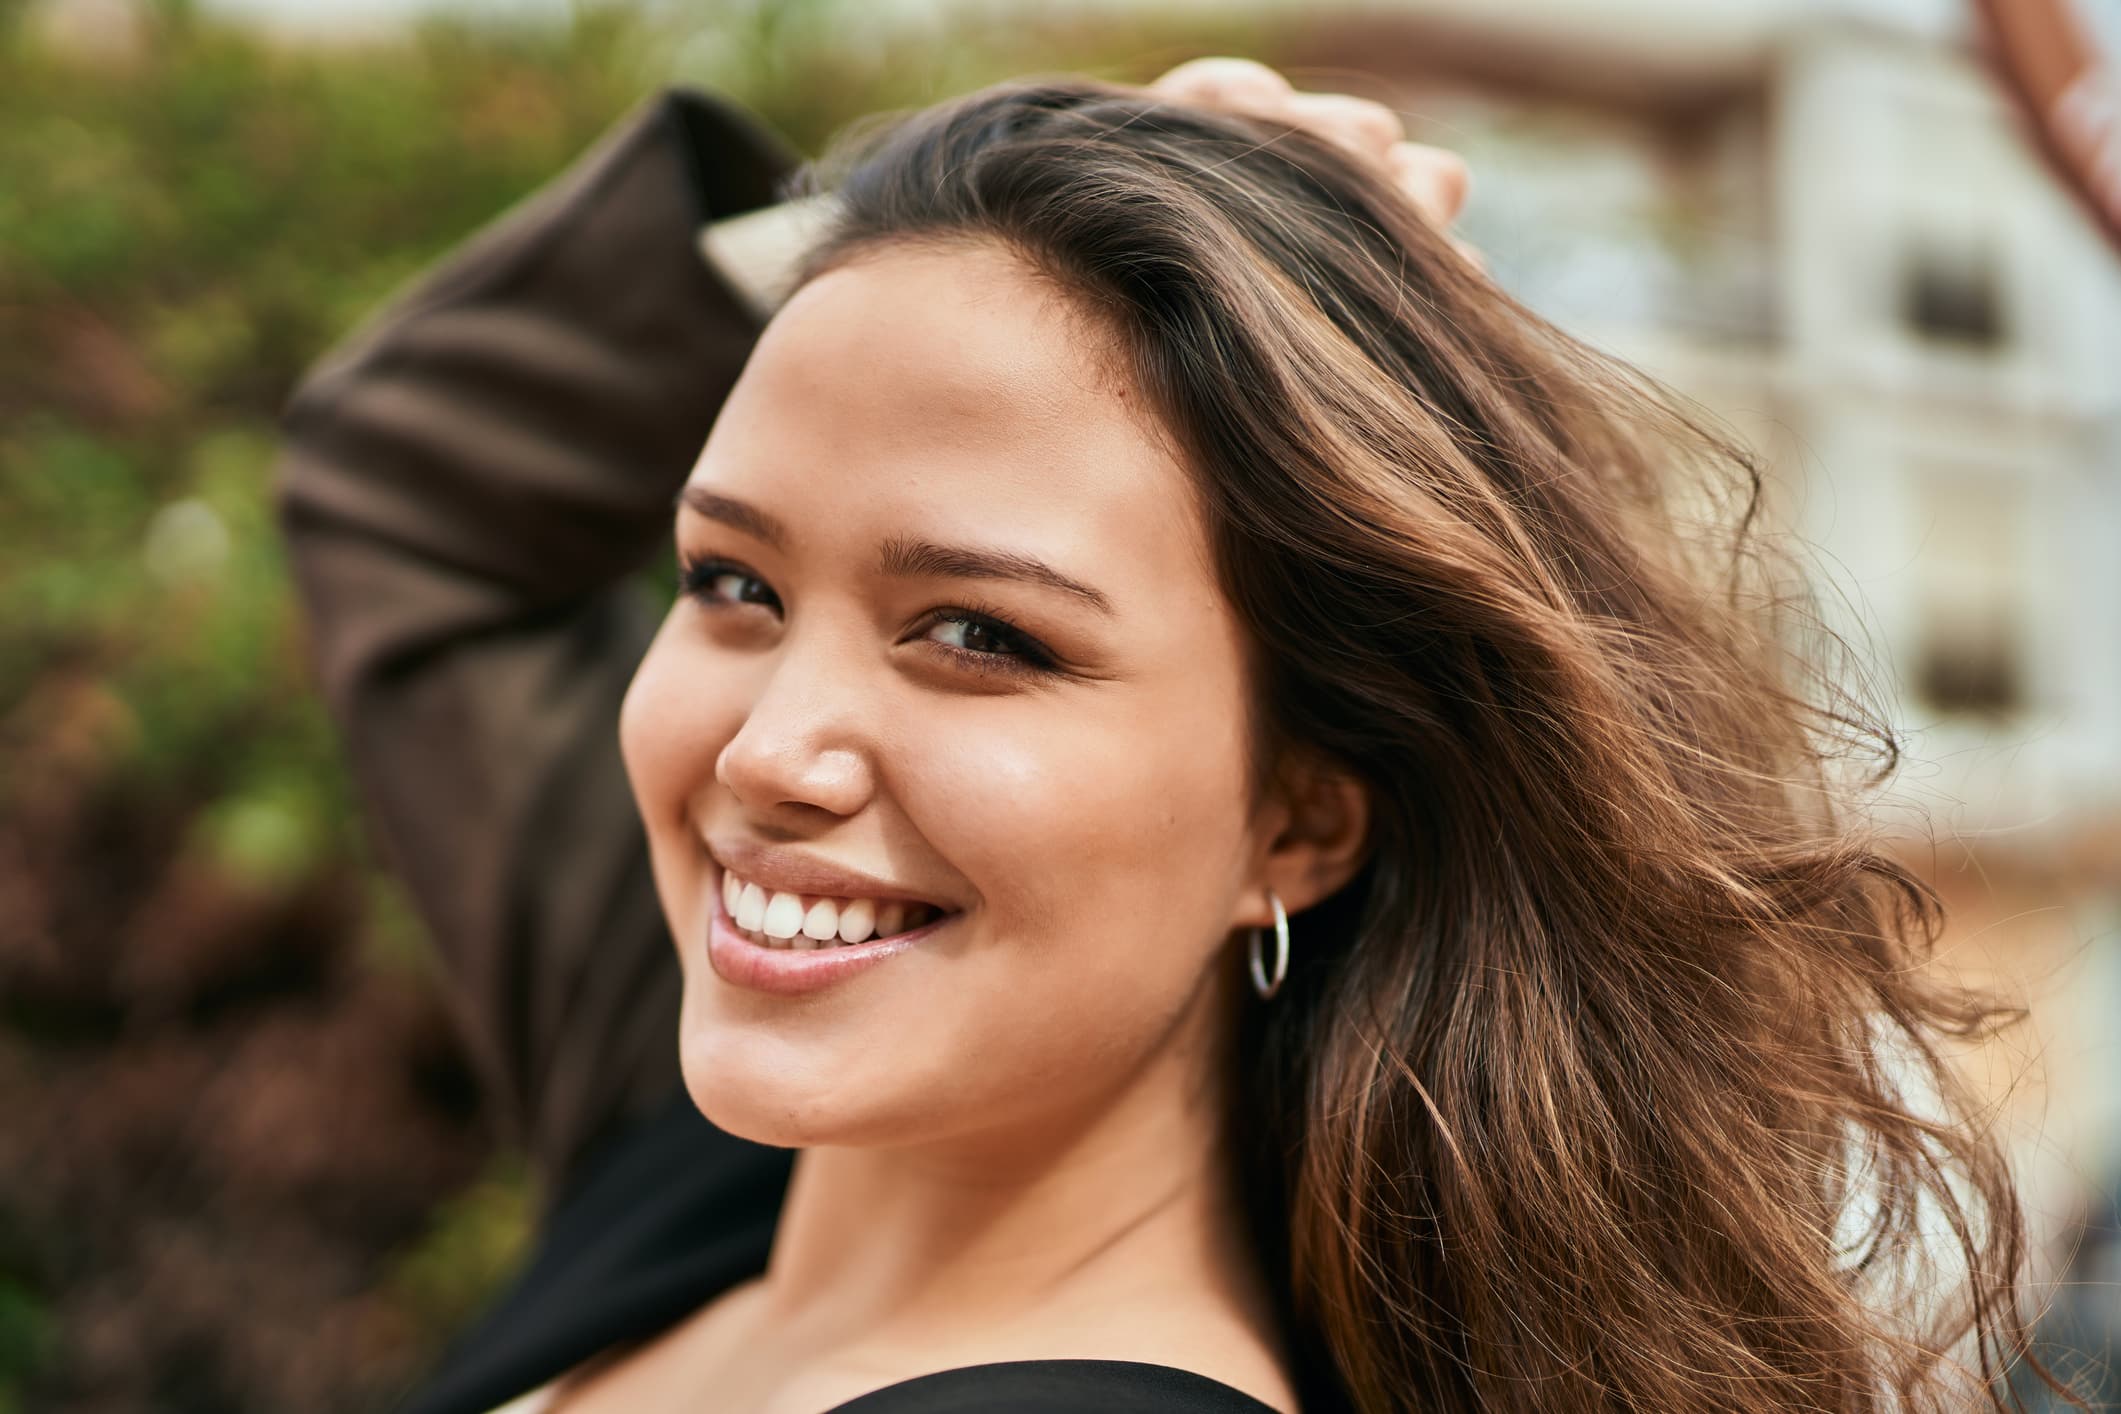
[878,533,1114,616]
[677,485,1113,616]
[676,485,789,549]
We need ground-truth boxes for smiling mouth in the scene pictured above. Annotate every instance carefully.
[719,868,952,951]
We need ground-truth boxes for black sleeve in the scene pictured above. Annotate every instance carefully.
[273,87,798,1195]
[399,1092,793,1414]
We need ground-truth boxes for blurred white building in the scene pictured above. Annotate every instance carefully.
[1286,3,2121,849]
[1286,0,2121,1372]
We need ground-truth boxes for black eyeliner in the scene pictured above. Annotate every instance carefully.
[675,554,1060,677]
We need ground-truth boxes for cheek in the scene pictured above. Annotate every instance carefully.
[767,680,1255,1148]
[621,627,739,859]
[914,669,1256,983]
[620,632,686,821]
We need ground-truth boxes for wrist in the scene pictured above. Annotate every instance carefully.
[698,192,843,319]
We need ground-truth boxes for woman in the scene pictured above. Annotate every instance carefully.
[276,59,2057,1414]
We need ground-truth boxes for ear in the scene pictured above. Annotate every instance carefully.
[1235,747,1372,929]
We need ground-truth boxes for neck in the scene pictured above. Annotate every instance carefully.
[754,973,1269,1353]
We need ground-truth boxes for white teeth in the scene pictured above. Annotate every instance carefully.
[763,890,805,939]
[802,898,840,940]
[836,897,876,944]
[719,867,949,950]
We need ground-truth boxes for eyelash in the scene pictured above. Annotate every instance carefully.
[675,554,1060,678]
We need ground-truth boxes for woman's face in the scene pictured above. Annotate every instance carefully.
[621,240,1274,1151]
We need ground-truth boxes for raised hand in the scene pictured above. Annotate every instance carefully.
[1147,56,1481,267]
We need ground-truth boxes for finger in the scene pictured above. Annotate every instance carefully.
[1386,142,1471,227]
[1283,92,1405,160]
[1148,57,1294,114]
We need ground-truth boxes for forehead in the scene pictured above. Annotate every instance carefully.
[695,241,1206,583]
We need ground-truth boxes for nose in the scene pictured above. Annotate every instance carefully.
[715,625,877,825]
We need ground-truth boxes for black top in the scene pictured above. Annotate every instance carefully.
[402,1091,1284,1414]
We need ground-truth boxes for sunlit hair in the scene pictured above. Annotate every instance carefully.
[790,79,2067,1411]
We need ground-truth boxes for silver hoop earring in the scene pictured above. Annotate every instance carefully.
[1248,889,1290,1001]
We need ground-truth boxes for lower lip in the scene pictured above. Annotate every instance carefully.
[705,874,952,997]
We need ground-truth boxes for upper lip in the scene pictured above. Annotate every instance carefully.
[709,838,954,911]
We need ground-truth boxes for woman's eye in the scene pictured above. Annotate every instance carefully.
[679,557,779,610]
[679,556,1054,678]
[927,614,1014,656]
[919,610,1056,675]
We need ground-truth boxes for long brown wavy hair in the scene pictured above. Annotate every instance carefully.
[790,78,2066,1411]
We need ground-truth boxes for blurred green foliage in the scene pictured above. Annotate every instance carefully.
[0,0,1256,843]
[386,1153,536,1344]
[0,1,1259,1406]
[1,5,654,843]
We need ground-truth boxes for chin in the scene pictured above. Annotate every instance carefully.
[678,1021,868,1149]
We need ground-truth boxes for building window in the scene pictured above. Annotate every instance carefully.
[1910,474,2027,718]
[1898,240,2008,349]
